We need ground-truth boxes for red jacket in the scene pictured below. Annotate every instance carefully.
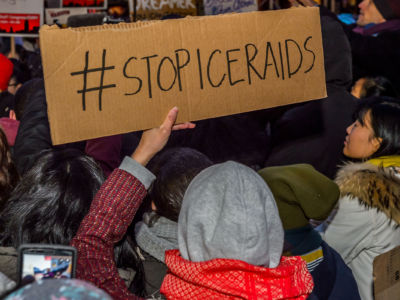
[162,250,313,300]
[71,168,145,300]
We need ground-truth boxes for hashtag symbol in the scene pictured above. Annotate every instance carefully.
[70,49,116,111]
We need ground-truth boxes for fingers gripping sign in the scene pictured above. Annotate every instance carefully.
[132,107,196,166]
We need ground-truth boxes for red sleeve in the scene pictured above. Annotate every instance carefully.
[71,168,145,300]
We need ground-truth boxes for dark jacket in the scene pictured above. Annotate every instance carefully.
[343,20,400,95]
[12,79,118,176]
[12,81,85,175]
[309,241,361,300]
[13,80,53,175]
[284,226,360,300]
[166,109,271,169]
[133,249,167,299]
[264,10,357,179]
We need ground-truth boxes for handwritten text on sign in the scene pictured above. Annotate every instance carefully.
[70,38,315,111]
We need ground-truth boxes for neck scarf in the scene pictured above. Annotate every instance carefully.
[161,249,314,300]
[353,19,400,36]
[367,155,400,167]
[135,213,178,262]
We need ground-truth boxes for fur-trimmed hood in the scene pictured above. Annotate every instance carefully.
[335,162,400,224]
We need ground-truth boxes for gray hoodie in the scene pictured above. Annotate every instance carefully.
[178,161,284,268]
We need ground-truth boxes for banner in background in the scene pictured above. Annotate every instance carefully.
[45,8,88,26]
[0,0,44,37]
[203,0,258,15]
[62,0,107,9]
[128,0,197,20]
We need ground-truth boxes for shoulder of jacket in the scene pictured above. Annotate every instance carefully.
[335,162,400,224]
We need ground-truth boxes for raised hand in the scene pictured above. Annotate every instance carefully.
[131,107,195,166]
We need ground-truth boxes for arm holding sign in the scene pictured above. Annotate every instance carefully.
[71,108,195,300]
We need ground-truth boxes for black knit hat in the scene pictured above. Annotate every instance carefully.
[374,0,400,20]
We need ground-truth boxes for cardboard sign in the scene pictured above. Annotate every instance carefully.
[45,8,88,26]
[128,0,197,20]
[374,246,400,300]
[40,7,326,145]
[62,0,107,8]
[0,0,44,37]
[203,0,258,15]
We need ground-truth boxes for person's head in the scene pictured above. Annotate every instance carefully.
[0,127,19,208]
[258,164,339,230]
[147,147,213,223]
[0,148,104,247]
[357,0,400,26]
[129,147,212,297]
[0,54,13,93]
[178,161,284,268]
[7,59,31,95]
[343,97,400,159]
[351,76,398,99]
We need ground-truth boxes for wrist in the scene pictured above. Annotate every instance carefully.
[131,147,153,166]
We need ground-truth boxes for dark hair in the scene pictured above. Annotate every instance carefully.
[360,76,399,99]
[0,148,104,247]
[147,147,213,223]
[9,58,31,87]
[354,97,400,158]
[130,147,212,297]
[0,127,19,208]
[0,92,14,118]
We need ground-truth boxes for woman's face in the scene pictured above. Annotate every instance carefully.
[343,111,382,159]
[357,0,385,26]
[351,78,366,99]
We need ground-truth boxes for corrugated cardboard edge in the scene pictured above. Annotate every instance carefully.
[40,7,312,33]
[373,245,400,299]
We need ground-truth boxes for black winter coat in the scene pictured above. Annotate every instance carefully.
[13,80,53,175]
[344,23,400,95]
[13,79,85,175]
[264,10,358,179]
[308,241,361,300]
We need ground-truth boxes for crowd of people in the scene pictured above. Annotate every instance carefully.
[0,0,399,299]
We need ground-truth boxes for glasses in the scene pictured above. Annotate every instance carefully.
[8,82,17,87]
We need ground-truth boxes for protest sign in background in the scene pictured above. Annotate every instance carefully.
[128,0,197,20]
[62,0,107,8]
[0,0,44,37]
[203,0,258,16]
[45,8,88,26]
[40,7,326,145]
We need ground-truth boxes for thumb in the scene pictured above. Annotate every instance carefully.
[161,106,179,131]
